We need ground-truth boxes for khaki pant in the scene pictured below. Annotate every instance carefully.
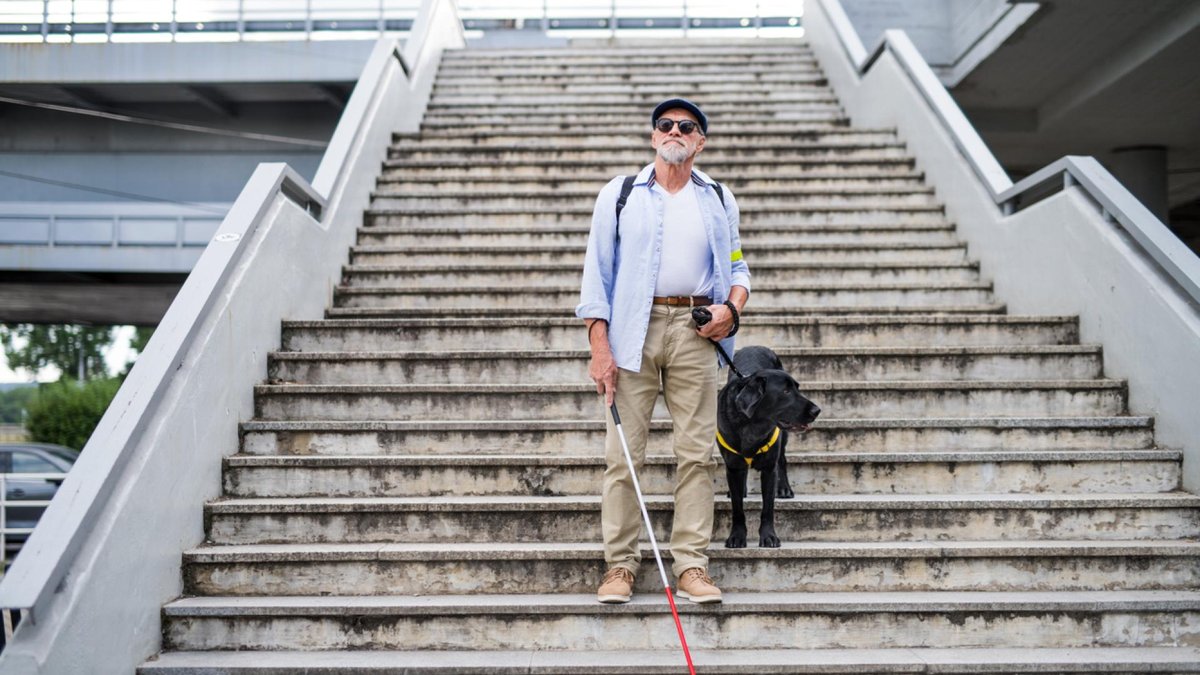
[602,304,719,578]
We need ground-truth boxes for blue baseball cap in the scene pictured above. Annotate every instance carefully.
[652,98,708,135]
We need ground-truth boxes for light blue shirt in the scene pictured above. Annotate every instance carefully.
[575,163,752,373]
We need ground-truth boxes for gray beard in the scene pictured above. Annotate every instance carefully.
[657,143,690,165]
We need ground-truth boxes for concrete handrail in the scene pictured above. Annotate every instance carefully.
[814,0,1200,308]
[0,162,323,620]
[0,0,461,670]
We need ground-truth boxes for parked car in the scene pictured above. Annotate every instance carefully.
[2,443,78,557]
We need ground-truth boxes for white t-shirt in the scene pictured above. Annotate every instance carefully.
[653,182,714,297]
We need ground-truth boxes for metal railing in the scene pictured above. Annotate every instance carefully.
[0,203,226,249]
[1,471,67,645]
[817,0,1200,308]
[0,0,804,42]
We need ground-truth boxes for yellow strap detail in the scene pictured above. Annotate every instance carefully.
[730,248,743,262]
[716,427,781,467]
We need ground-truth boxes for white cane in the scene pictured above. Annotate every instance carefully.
[609,402,696,674]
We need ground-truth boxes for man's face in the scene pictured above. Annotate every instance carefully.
[651,108,706,165]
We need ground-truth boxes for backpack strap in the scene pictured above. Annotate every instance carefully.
[614,174,725,239]
[614,174,637,240]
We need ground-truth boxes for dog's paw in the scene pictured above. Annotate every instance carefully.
[759,532,781,548]
[725,532,747,548]
[776,483,795,499]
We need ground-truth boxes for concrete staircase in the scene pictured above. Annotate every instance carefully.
[141,40,1200,673]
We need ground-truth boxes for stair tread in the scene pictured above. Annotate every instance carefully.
[208,492,1200,511]
[240,416,1155,430]
[254,380,1124,393]
[269,346,1101,360]
[184,539,1200,561]
[161,589,1200,614]
[140,647,1200,671]
[225,448,1179,466]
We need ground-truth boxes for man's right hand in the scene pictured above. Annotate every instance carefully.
[589,348,617,406]
[586,320,617,406]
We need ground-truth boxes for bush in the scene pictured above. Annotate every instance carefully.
[24,378,123,450]
[0,386,36,424]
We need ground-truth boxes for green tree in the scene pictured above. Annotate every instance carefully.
[0,324,115,381]
[23,378,123,450]
[0,386,36,424]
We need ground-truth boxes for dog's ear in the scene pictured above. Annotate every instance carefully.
[734,376,765,418]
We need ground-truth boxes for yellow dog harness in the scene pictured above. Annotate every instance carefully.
[716,426,781,467]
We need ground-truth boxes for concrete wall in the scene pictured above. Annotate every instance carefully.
[808,1,1200,492]
[840,0,953,64]
[948,0,1011,58]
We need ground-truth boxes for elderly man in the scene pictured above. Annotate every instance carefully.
[576,98,751,605]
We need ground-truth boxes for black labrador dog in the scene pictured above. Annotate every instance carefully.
[717,346,821,548]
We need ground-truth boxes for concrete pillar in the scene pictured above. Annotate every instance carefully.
[1108,145,1169,223]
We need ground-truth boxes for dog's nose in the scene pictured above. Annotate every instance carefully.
[808,404,821,419]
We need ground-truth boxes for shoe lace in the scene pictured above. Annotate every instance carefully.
[603,567,633,584]
[682,568,713,585]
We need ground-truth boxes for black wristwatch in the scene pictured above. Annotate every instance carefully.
[723,300,740,337]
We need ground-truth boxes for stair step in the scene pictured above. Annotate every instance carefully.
[222,449,1181,498]
[432,71,828,86]
[388,147,905,163]
[355,227,964,248]
[370,192,940,210]
[402,125,889,139]
[280,314,1078,351]
[375,175,927,192]
[181,540,1200,596]
[430,82,833,97]
[268,345,1103,384]
[341,262,981,287]
[138,646,1200,674]
[160,591,1200,651]
[331,284,997,311]
[323,304,1011,320]
[240,417,1155,457]
[419,112,850,126]
[205,493,1200,545]
[349,242,969,266]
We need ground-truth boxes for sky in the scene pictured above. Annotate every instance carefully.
[0,326,138,383]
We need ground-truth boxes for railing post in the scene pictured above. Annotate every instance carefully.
[610,0,617,38]
[106,0,114,42]
[541,0,548,32]
[1064,172,1078,190]
[237,0,245,41]
[378,0,385,35]
[41,0,49,43]
[682,0,688,36]
[69,0,75,43]
[305,0,313,40]
[170,0,177,42]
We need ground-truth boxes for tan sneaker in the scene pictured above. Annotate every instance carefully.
[676,567,722,604]
[597,567,635,603]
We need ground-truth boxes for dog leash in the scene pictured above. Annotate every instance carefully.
[608,403,697,675]
[691,307,744,379]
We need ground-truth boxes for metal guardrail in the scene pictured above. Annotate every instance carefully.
[0,203,226,249]
[0,0,803,42]
[1,472,66,645]
[817,0,1200,309]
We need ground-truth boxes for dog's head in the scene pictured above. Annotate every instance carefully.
[733,369,821,432]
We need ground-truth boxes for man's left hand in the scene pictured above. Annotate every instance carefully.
[697,303,733,340]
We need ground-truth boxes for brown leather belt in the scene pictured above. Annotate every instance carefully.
[652,295,713,307]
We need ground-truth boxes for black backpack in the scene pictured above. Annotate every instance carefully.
[613,175,725,239]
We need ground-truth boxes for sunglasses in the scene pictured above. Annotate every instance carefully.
[654,118,701,135]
